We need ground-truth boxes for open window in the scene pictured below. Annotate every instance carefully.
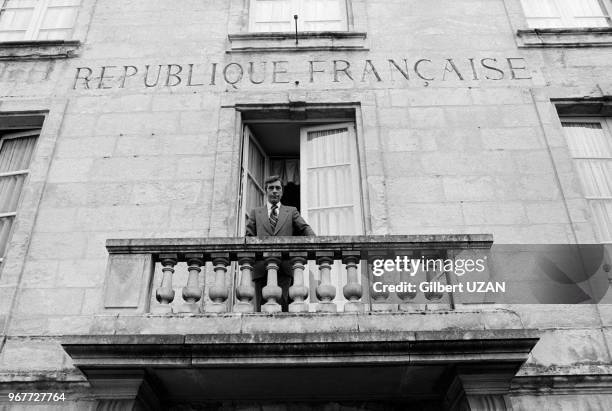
[238,120,364,236]
[236,108,367,311]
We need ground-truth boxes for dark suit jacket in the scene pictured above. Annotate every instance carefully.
[245,205,316,237]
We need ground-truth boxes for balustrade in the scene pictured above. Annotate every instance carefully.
[105,235,493,314]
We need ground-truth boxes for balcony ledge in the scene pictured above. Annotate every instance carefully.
[227,31,368,53]
[516,27,612,47]
[63,328,539,368]
[106,234,494,255]
[0,40,81,60]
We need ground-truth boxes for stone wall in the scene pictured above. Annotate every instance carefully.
[0,0,611,408]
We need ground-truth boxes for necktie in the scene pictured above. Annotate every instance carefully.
[270,204,278,231]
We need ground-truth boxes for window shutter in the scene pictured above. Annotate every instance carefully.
[562,122,612,242]
[0,131,37,258]
[249,0,294,32]
[300,123,363,236]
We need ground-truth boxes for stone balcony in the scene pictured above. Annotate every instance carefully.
[102,234,494,315]
[58,235,544,409]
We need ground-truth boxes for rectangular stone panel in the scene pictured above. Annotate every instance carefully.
[103,254,153,312]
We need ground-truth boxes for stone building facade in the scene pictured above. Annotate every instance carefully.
[0,0,611,409]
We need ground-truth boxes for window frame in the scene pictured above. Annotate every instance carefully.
[0,129,38,262]
[519,0,612,29]
[248,0,349,33]
[299,122,364,236]
[237,120,365,237]
[505,0,612,47]
[560,117,612,243]
[226,0,367,53]
[0,0,82,42]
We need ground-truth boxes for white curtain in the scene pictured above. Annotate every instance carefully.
[301,125,362,235]
[270,158,300,185]
[562,122,612,242]
[0,135,37,172]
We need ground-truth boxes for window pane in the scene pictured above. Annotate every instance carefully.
[560,0,608,17]
[562,122,611,158]
[36,27,70,40]
[575,160,612,197]
[251,0,293,32]
[0,174,26,213]
[40,6,78,29]
[591,200,612,242]
[5,0,38,7]
[306,127,350,166]
[0,30,27,41]
[248,141,265,187]
[304,126,360,235]
[309,206,355,235]
[246,176,265,212]
[0,135,37,172]
[0,7,34,31]
[522,0,610,28]
[0,216,14,257]
[562,121,612,243]
[301,0,345,31]
[307,165,352,207]
[47,0,81,6]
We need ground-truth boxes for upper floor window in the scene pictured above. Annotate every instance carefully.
[562,119,612,243]
[0,130,37,260]
[249,0,348,32]
[520,0,611,28]
[0,0,81,42]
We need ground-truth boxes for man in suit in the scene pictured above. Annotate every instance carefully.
[246,175,315,311]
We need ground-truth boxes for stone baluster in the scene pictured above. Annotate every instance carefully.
[368,252,397,312]
[342,250,364,312]
[154,253,177,314]
[424,250,444,302]
[207,253,230,313]
[261,252,283,313]
[289,252,309,313]
[177,253,204,314]
[315,251,336,312]
[397,251,418,311]
[234,252,256,313]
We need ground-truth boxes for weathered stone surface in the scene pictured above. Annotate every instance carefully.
[0,0,610,407]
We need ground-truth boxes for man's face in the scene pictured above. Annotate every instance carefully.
[266,180,283,205]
